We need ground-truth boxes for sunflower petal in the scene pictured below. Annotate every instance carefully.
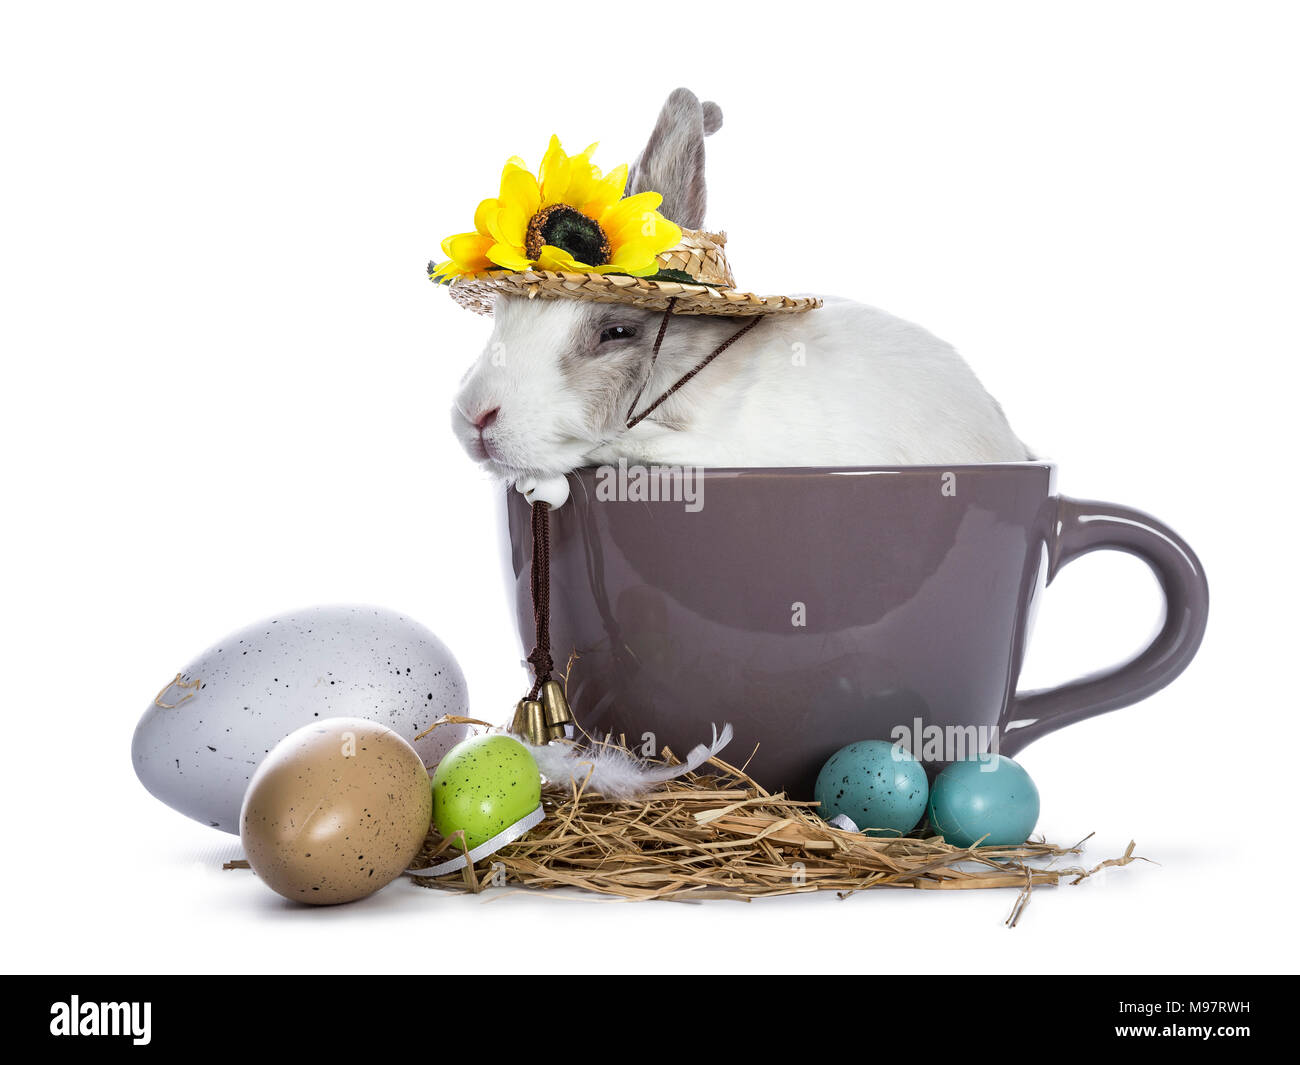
[582,162,629,217]
[490,201,530,249]
[610,212,681,249]
[486,242,534,271]
[544,159,572,205]
[619,210,679,251]
[607,214,660,253]
[607,237,667,275]
[433,231,495,277]
[538,135,571,206]
[560,142,600,207]
[535,245,592,273]
[441,231,488,261]
[650,217,683,250]
[563,163,598,211]
[473,197,500,237]
[601,191,665,241]
[499,162,541,218]
[538,135,563,174]
[440,232,466,258]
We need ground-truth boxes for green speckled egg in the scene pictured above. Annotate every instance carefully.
[814,740,929,837]
[927,755,1040,848]
[432,734,541,849]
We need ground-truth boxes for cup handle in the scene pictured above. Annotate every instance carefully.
[997,496,1209,757]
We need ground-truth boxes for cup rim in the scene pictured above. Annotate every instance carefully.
[570,459,1056,480]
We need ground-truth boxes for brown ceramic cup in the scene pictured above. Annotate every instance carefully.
[503,463,1208,798]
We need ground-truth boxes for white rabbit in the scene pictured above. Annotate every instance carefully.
[451,89,1029,484]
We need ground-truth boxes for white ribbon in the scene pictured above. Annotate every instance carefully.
[406,803,545,877]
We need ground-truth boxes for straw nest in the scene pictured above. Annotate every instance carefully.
[409,737,1144,926]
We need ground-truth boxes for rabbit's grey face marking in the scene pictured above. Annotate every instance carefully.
[554,304,738,438]
[451,297,662,479]
[556,304,663,434]
[450,296,743,479]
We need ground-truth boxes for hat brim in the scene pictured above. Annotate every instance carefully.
[444,269,821,316]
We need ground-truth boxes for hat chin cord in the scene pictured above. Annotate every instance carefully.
[623,297,763,430]
[510,298,762,744]
[516,297,761,509]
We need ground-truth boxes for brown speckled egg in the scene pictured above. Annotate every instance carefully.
[240,717,432,905]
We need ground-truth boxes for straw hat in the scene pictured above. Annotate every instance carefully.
[429,115,822,318]
[441,228,820,317]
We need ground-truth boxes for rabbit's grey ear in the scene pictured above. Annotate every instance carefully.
[627,88,722,230]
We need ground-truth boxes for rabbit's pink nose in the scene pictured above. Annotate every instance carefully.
[473,407,500,432]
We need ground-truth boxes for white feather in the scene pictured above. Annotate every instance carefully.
[526,723,733,801]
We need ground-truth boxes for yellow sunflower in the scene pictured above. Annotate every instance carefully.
[430,136,683,282]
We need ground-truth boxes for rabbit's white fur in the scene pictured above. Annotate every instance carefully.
[450,89,1029,479]
[453,294,1027,478]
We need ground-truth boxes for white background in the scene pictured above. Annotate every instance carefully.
[2,1,1296,974]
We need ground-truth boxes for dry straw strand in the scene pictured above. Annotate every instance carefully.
[409,741,1143,912]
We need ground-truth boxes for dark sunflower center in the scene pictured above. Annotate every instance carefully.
[525,204,611,266]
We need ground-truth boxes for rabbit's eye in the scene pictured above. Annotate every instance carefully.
[599,325,637,343]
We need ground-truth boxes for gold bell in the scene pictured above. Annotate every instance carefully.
[510,698,550,746]
[539,679,575,741]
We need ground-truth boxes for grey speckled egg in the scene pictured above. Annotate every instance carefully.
[132,605,470,833]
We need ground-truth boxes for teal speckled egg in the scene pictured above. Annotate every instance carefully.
[927,755,1040,848]
[432,734,541,849]
[814,740,929,837]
